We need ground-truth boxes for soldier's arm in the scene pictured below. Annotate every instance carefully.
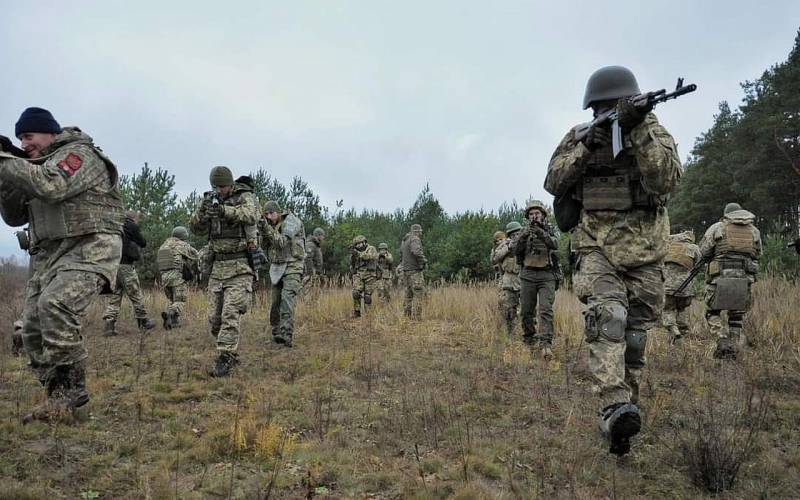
[361,246,378,261]
[386,254,394,265]
[544,128,589,196]
[410,238,427,263]
[492,242,509,264]
[541,227,559,250]
[126,221,147,248]
[222,192,260,225]
[0,181,29,226]
[189,208,209,234]
[754,228,763,257]
[629,114,682,196]
[698,224,719,260]
[0,145,110,203]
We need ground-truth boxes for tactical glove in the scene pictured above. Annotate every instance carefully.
[582,125,610,151]
[0,135,26,158]
[206,204,224,219]
[616,97,652,131]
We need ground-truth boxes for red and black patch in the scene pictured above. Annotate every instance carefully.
[57,153,83,177]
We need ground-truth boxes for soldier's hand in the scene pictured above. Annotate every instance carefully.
[582,125,610,151]
[0,135,26,158]
[206,204,223,219]
[616,97,652,130]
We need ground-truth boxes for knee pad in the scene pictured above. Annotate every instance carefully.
[352,290,361,301]
[624,329,647,365]
[586,303,627,342]
[364,294,372,305]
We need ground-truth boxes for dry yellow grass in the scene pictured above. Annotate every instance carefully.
[0,277,798,498]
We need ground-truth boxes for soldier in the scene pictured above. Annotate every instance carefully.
[157,226,199,329]
[190,166,259,377]
[663,229,702,343]
[0,107,126,422]
[303,227,325,295]
[376,243,394,301]
[350,235,378,317]
[400,223,427,319]
[544,66,681,455]
[102,211,157,335]
[491,222,522,336]
[699,203,762,359]
[262,200,305,346]
[513,201,559,359]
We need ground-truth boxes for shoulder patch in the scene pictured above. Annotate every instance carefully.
[57,153,83,177]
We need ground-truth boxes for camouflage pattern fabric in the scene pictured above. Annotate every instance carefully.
[400,233,427,271]
[403,270,425,319]
[377,251,394,301]
[270,272,302,343]
[159,237,199,318]
[572,251,663,407]
[519,268,557,344]
[103,263,148,321]
[353,271,378,314]
[491,238,521,333]
[663,295,692,339]
[662,232,701,339]
[208,274,252,353]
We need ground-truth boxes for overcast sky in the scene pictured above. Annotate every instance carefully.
[1,1,798,257]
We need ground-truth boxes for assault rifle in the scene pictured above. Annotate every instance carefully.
[574,78,697,158]
[675,255,709,295]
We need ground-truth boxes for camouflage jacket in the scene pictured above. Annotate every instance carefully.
[305,237,324,275]
[190,182,259,281]
[377,251,394,279]
[0,127,124,286]
[351,244,378,275]
[159,236,199,287]
[491,238,521,291]
[544,113,681,269]
[699,210,762,283]
[400,233,427,272]
[664,231,702,296]
[262,212,305,277]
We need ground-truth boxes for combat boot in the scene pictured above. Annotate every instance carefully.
[352,309,361,318]
[22,362,90,424]
[170,311,182,329]
[599,402,641,456]
[103,319,117,337]
[208,352,239,378]
[713,337,737,360]
[137,317,156,331]
[541,345,553,361]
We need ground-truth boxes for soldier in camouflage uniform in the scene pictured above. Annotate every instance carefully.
[158,226,199,330]
[0,107,126,422]
[303,227,325,296]
[261,200,305,346]
[400,224,427,319]
[491,222,522,336]
[376,243,394,301]
[350,235,379,317]
[544,67,681,455]
[191,166,259,377]
[513,202,559,359]
[102,211,157,335]
[699,203,762,359]
[662,230,702,343]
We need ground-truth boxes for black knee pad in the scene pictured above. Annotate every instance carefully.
[705,309,720,320]
[364,294,372,305]
[624,329,647,366]
[352,290,361,301]
[586,303,627,342]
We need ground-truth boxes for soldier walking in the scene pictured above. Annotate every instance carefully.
[376,243,394,301]
[262,201,305,346]
[157,226,199,329]
[663,229,702,343]
[102,211,157,335]
[0,107,126,422]
[190,166,259,377]
[303,227,325,297]
[491,223,522,335]
[545,66,682,455]
[400,224,427,319]
[513,201,559,359]
[350,235,378,317]
[699,203,762,359]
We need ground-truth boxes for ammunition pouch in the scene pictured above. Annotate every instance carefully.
[710,277,750,311]
[554,189,581,232]
[157,246,177,272]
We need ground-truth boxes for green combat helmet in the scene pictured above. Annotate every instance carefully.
[583,66,641,110]
[313,227,325,237]
[724,202,742,215]
[378,243,389,250]
[352,235,367,246]
[172,226,189,240]
[410,223,422,233]
[263,200,280,213]
[525,199,548,217]
[505,221,523,235]
[209,166,234,187]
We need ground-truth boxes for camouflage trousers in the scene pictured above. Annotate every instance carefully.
[498,287,520,335]
[208,274,252,353]
[403,270,426,319]
[377,277,392,301]
[352,272,377,313]
[663,294,692,339]
[271,273,302,342]
[302,273,322,301]
[24,269,106,373]
[705,281,750,341]
[573,251,663,407]
[103,264,148,322]
[519,268,557,345]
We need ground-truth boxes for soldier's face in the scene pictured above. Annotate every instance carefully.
[18,132,56,159]
[215,185,232,198]
[530,210,544,223]
[265,211,280,224]
[591,99,617,117]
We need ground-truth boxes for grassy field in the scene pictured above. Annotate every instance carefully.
[0,276,799,499]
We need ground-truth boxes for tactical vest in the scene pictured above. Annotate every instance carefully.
[355,247,378,272]
[267,213,305,264]
[523,235,550,269]
[209,192,247,240]
[578,145,659,211]
[716,221,758,258]
[665,241,694,270]
[501,252,520,274]
[28,146,124,245]
[378,254,392,271]
[157,245,178,272]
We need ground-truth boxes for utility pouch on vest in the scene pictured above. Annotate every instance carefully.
[665,242,693,269]
[157,247,177,272]
[711,277,749,310]
[523,252,549,268]
[582,174,632,211]
[554,188,581,232]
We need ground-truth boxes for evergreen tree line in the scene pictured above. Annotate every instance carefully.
[669,29,800,275]
[120,165,532,285]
